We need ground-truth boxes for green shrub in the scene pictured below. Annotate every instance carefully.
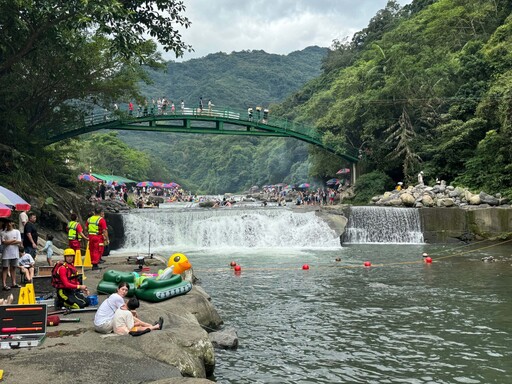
[348,171,394,204]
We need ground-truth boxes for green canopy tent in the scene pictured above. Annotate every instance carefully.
[91,173,137,184]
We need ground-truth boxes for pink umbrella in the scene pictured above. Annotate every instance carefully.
[0,186,31,211]
[0,202,12,218]
[163,182,177,188]
[136,181,154,187]
[336,168,351,175]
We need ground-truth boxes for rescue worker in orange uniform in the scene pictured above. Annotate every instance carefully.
[67,213,88,251]
[52,248,90,309]
[86,207,109,271]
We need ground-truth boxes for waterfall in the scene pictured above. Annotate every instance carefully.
[120,208,341,251]
[343,206,424,244]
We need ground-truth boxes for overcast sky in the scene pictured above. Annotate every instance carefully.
[167,0,413,61]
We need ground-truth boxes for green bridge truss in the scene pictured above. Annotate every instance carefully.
[45,107,359,163]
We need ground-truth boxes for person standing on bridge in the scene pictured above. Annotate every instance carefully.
[128,101,134,116]
[208,99,214,116]
[171,101,175,114]
[199,97,204,114]
[263,108,269,124]
[248,107,253,121]
[180,99,185,114]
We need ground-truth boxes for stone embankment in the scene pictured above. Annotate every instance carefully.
[371,182,510,208]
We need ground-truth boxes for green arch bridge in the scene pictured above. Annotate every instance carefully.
[45,106,359,164]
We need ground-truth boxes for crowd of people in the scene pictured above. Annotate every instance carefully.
[0,211,43,290]
[125,96,218,118]
[260,184,347,206]
[0,205,108,292]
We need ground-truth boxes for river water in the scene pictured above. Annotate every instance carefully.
[119,207,512,383]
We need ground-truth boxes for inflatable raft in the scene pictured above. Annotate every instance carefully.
[97,270,137,296]
[97,269,192,302]
[135,274,192,302]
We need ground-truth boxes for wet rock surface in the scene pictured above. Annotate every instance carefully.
[0,255,221,384]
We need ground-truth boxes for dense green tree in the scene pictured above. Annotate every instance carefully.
[0,0,191,151]
[278,0,512,197]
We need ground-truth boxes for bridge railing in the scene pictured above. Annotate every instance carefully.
[50,105,359,160]
[76,105,328,146]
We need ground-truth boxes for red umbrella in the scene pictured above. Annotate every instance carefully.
[163,182,180,188]
[336,168,351,175]
[0,202,12,218]
[0,186,31,211]
[78,173,101,182]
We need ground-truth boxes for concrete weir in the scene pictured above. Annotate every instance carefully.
[329,205,512,243]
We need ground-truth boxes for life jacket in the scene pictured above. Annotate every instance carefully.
[87,215,101,235]
[51,261,78,289]
[68,221,79,240]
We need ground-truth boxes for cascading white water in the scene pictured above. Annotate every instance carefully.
[121,208,341,251]
[344,206,424,244]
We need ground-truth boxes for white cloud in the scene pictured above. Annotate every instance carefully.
[165,0,412,61]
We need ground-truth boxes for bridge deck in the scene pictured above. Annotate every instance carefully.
[45,106,359,163]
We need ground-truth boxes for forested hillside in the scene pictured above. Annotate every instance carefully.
[276,0,512,198]
[119,47,328,193]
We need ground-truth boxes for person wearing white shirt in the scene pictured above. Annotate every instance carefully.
[1,219,22,290]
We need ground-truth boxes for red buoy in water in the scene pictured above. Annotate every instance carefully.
[234,265,241,272]
[363,261,372,267]
[425,256,433,263]
[230,261,237,267]
[302,264,310,270]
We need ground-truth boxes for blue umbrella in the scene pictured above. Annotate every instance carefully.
[326,178,340,186]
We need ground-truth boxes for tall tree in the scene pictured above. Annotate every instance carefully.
[0,0,191,151]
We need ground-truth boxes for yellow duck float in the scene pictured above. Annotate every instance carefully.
[167,252,192,275]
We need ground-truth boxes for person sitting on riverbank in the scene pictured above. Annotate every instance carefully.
[94,282,129,334]
[113,297,163,336]
[18,246,35,283]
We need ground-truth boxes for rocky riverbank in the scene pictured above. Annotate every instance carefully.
[0,254,226,384]
[371,182,510,208]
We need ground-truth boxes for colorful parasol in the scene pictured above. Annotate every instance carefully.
[78,173,101,182]
[0,186,31,211]
[336,168,351,175]
[0,202,12,218]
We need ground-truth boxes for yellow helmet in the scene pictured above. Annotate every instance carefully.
[64,248,75,257]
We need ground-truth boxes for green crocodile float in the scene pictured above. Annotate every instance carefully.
[97,269,192,302]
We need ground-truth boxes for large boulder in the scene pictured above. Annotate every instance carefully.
[469,194,481,205]
[209,327,239,350]
[421,195,434,207]
[479,192,499,206]
[400,193,415,206]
